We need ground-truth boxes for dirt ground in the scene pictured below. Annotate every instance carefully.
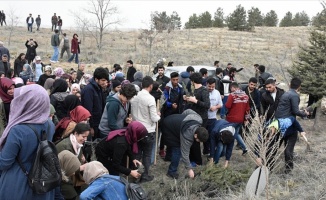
[139,117,325,200]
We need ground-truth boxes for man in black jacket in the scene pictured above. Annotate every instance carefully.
[26,13,34,32]
[275,77,309,173]
[126,60,136,82]
[156,64,170,91]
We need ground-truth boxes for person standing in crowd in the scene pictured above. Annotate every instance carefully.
[99,83,136,138]
[131,76,160,183]
[96,121,144,179]
[31,56,44,82]
[180,66,194,94]
[225,82,250,155]
[60,33,71,59]
[68,34,80,64]
[35,15,41,31]
[156,64,170,91]
[19,64,34,85]
[26,13,34,32]
[81,67,108,139]
[25,39,38,64]
[274,77,309,174]
[51,13,58,31]
[50,29,60,63]
[244,77,261,117]
[126,60,136,82]
[214,60,220,68]
[77,62,85,81]
[257,65,273,90]
[185,72,210,165]
[162,109,208,179]
[37,65,55,87]
[0,11,6,26]
[220,67,237,119]
[0,54,10,75]
[0,41,10,62]
[70,70,79,84]
[132,71,143,89]
[50,79,69,121]
[0,78,15,135]
[14,53,27,77]
[0,84,56,200]
[57,16,62,34]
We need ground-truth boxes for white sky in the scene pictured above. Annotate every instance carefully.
[1,0,324,29]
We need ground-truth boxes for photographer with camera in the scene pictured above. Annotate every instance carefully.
[25,38,38,64]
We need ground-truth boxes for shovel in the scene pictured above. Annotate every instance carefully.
[301,134,312,152]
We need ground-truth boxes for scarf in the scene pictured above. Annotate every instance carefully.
[70,134,83,156]
[83,161,109,184]
[106,121,148,154]
[50,78,68,95]
[64,95,81,114]
[0,77,14,103]
[55,106,91,131]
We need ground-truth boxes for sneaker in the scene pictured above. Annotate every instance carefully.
[242,149,248,156]
[50,60,56,63]
[139,175,154,183]
[166,173,179,179]
[159,150,166,159]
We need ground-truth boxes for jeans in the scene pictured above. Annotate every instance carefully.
[36,23,40,30]
[27,23,33,32]
[213,141,226,164]
[80,174,128,200]
[135,133,154,176]
[230,122,247,151]
[167,146,181,175]
[51,46,59,61]
[220,95,228,118]
[68,53,79,64]
[204,119,217,154]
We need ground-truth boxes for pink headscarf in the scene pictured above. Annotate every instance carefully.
[0,84,50,149]
[106,121,148,154]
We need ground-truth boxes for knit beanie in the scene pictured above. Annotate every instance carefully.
[111,80,121,89]
[133,71,143,81]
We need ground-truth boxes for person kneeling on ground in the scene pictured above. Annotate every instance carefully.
[80,161,128,200]
[95,121,146,179]
[208,119,235,167]
[162,109,209,179]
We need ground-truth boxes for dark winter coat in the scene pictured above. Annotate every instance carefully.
[187,86,210,121]
[14,58,27,77]
[81,78,105,129]
[0,46,10,61]
[0,61,10,75]
[275,89,307,119]
[25,41,38,61]
[50,92,69,121]
[156,75,170,91]
[126,66,136,82]
[261,87,284,121]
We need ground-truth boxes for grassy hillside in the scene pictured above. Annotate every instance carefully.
[0,26,311,82]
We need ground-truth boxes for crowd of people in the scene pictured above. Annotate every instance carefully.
[0,47,312,199]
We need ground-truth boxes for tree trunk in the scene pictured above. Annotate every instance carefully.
[313,106,326,131]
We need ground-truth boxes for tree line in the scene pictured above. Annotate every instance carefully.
[150,4,326,32]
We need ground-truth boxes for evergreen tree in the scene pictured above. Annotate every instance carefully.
[247,7,264,29]
[279,11,293,27]
[226,4,247,31]
[198,11,212,28]
[312,2,326,27]
[264,10,278,26]
[185,14,200,29]
[292,11,310,26]
[170,11,182,30]
[151,11,170,31]
[213,7,224,28]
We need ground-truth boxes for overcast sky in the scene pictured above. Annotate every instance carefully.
[1,1,324,29]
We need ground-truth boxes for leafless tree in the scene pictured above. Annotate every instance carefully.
[74,0,120,50]
[7,8,19,47]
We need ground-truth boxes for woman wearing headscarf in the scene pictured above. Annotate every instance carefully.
[96,121,145,179]
[0,84,55,199]
[0,78,15,136]
[14,53,27,77]
[58,150,83,200]
[44,78,55,95]
[50,78,69,120]
[70,83,80,95]
[19,63,34,84]
[54,67,65,79]
[80,161,128,200]
[37,65,56,87]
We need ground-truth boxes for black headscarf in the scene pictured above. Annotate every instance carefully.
[50,79,68,95]
[64,95,81,114]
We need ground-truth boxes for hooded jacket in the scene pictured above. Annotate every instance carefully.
[162,109,202,169]
[50,92,69,121]
[98,93,129,136]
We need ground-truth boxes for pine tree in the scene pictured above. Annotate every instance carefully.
[212,7,224,28]
[170,11,182,30]
[292,11,310,26]
[247,7,264,30]
[264,10,278,26]
[312,2,326,27]
[198,11,212,28]
[226,4,247,31]
[185,14,200,29]
[279,11,293,27]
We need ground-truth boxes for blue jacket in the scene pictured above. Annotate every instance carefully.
[80,174,127,200]
[0,121,55,200]
[81,78,105,128]
[209,119,234,161]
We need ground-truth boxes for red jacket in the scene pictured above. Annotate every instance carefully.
[71,38,80,54]
[225,89,250,123]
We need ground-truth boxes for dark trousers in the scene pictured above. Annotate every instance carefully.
[167,146,181,175]
[204,119,216,154]
[189,118,207,165]
[52,23,57,31]
[282,125,298,172]
[135,133,154,176]
[27,23,32,32]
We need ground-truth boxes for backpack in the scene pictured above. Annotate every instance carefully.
[106,176,147,200]
[17,122,61,194]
